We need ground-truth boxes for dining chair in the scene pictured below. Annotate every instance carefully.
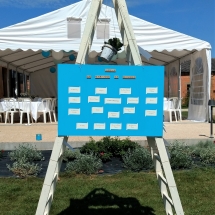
[36,98,52,123]
[18,98,33,124]
[50,98,57,122]
[174,97,182,121]
[164,97,177,122]
[4,98,19,124]
[0,101,5,123]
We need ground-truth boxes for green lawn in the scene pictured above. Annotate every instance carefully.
[0,168,215,215]
[181,110,188,120]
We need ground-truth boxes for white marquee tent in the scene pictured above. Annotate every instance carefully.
[0,0,211,121]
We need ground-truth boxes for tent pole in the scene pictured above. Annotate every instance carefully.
[15,67,19,97]
[179,60,181,100]
[6,63,10,97]
[29,73,31,96]
[23,71,25,93]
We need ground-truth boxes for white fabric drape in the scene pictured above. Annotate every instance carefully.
[188,49,211,122]
[206,49,212,121]
[167,60,180,98]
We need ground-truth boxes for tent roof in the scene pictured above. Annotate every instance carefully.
[0,0,211,73]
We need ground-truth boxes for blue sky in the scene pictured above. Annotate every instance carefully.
[0,0,214,57]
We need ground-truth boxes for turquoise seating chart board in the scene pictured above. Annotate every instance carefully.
[58,65,164,137]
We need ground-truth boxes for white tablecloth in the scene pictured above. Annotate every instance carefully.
[0,101,42,120]
[164,100,173,110]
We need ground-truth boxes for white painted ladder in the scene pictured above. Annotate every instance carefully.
[35,1,184,214]
[147,137,184,215]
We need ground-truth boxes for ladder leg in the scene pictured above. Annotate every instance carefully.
[147,137,173,215]
[147,137,184,215]
[76,0,103,64]
[36,136,68,215]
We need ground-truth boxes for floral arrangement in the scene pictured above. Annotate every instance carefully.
[103,37,123,51]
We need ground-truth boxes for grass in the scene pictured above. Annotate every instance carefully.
[0,168,215,215]
[182,110,188,119]
[181,110,215,122]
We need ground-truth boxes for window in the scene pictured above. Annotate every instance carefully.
[67,17,82,39]
[96,19,110,39]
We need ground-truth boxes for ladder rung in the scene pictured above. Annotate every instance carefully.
[48,193,53,203]
[158,173,168,186]
[154,153,161,162]
[163,192,174,207]
[52,173,58,183]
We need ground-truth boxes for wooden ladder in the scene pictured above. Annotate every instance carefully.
[35,1,184,214]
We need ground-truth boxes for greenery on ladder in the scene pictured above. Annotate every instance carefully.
[104,37,123,51]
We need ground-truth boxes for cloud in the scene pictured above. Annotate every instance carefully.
[0,0,78,8]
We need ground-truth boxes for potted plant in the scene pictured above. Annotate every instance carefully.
[100,37,123,62]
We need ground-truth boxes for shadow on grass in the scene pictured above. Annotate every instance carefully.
[57,188,155,215]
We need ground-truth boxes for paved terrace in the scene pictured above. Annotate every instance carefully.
[0,121,214,150]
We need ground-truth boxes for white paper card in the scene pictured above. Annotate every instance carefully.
[108,112,120,118]
[95,88,107,94]
[69,97,81,103]
[68,108,80,115]
[119,88,131,95]
[105,98,121,104]
[110,123,122,130]
[68,87,80,93]
[127,97,139,104]
[92,107,103,114]
[123,107,135,114]
[145,110,157,116]
[88,96,100,103]
[76,123,88,129]
[94,123,106,130]
[146,87,158,94]
[146,97,158,104]
[126,124,138,130]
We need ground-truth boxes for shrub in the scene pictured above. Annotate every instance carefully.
[80,137,99,154]
[65,153,102,175]
[8,144,44,162]
[189,141,215,166]
[118,138,139,157]
[80,137,113,162]
[122,147,153,171]
[7,157,42,178]
[62,148,80,162]
[168,141,193,169]
[0,149,4,160]
[199,148,215,165]
[80,137,139,161]
[191,141,214,157]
